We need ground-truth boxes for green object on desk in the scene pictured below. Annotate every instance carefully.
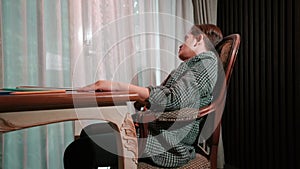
[0,87,66,95]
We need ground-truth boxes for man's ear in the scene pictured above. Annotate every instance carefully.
[194,34,203,47]
[197,34,204,42]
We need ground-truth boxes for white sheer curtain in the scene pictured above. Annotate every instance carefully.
[71,0,194,88]
[192,0,218,24]
[129,0,195,86]
[72,0,195,131]
[0,0,194,168]
[0,0,73,169]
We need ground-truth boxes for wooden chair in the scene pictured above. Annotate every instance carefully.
[135,34,241,169]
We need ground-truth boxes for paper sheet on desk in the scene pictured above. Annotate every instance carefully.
[16,85,76,91]
[14,86,103,94]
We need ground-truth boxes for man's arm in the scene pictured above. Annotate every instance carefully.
[78,80,150,101]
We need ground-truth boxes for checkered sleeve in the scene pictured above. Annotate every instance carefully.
[147,52,218,112]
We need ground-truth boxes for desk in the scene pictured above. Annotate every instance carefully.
[0,91,139,169]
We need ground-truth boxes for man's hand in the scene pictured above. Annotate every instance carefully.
[78,80,150,101]
[78,80,117,92]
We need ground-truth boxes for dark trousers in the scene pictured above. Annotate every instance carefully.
[63,123,119,169]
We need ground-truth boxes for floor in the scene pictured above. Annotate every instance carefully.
[223,164,240,169]
[98,164,241,169]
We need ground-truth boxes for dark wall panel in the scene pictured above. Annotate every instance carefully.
[217,0,298,168]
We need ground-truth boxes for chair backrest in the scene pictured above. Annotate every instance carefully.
[204,33,240,169]
[197,34,240,119]
[216,34,240,86]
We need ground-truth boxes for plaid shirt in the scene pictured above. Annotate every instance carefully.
[141,51,218,167]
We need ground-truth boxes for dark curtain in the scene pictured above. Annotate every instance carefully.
[217,0,300,168]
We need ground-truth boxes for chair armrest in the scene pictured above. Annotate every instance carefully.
[135,105,215,123]
[134,104,219,157]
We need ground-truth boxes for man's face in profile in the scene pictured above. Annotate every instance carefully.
[178,33,197,61]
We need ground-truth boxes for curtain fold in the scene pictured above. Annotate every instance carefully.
[0,0,73,169]
[218,0,297,168]
[192,0,218,24]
